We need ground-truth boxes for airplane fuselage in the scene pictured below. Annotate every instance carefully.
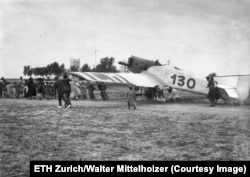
[146,65,209,95]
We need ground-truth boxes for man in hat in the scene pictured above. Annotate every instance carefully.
[126,85,136,110]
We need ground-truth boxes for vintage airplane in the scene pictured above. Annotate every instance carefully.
[69,56,250,104]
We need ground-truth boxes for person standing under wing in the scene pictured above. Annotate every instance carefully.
[126,85,136,110]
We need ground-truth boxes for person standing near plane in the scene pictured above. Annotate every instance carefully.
[1,77,10,98]
[55,75,72,109]
[126,85,136,110]
[87,82,97,101]
[27,77,35,99]
[62,73,72,108]
[19,77,25,98]
[44,82,50,99]
[167,87,180,101]
[36,78,44,100]
[98,82,109,100]
[206,75,218,107]
[54,76,65,108]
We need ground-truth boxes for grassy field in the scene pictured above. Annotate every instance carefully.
[0,92,250,176]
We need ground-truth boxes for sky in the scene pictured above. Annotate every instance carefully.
[0,0,250,78]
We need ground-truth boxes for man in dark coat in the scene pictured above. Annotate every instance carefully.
[206,76,219,107]
[54,74,72,109]
[1,77,10,98]
[62,73,72,108]
[98,82,108,100]
[54,76,65,108]
[27,77,35,99]
[87,82,96,101]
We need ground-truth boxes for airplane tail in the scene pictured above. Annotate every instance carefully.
[215,75,250,102]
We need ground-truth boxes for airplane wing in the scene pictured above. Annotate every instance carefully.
[69,72,164,88]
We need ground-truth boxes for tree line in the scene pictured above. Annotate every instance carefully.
[23,57,118,77]
[23,62,65,77]
[76,57,117,72]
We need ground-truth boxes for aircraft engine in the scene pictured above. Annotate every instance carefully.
[118,56,161,73]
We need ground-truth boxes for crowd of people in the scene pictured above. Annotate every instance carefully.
[0,74,110,108]
[0,73,182,110]
[0,77,57,100]
[142,85,180,102]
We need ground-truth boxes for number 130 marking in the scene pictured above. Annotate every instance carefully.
[171,74,196,89]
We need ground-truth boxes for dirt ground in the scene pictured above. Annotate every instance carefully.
[0,95,250,176]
